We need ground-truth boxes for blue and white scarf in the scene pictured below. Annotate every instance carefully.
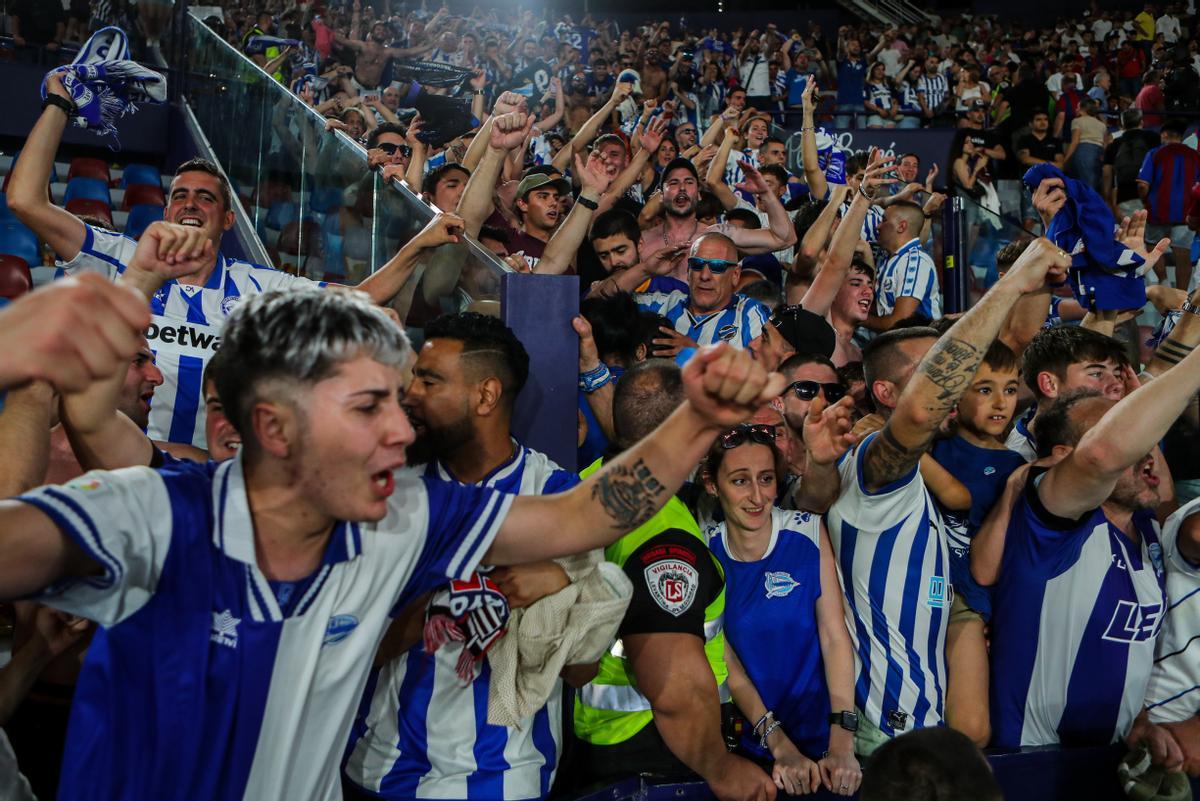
[41,27,167,147]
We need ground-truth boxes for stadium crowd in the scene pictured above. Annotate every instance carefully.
[1,2,1200,801]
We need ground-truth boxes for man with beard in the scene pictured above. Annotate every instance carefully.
[776,352,846,478]
[986,358,1200,748]
[344,313,595,801]
[333,19,435,93]
[639,159,796,286]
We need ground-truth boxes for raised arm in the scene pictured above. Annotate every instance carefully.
[802,159,891,314]
[704,128,741,211]
[536,152,613,275]
[862,239,1070,491]
[551,85,630,173]
[794,187,847,274]
[709,162,798,254]
[799,80,828,200]
[597,117,667,214]
[7,74,87,261]
[354,213,471,304]
[456,112,533,236]
[486,345,787,564]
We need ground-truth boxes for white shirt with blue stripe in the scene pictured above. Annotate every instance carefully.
[1142,498,1200,724]
[1004,406,1038,464]
[989,473,1167,748]
[634,290,769,349]
[14,454,514,801]
[826,431,951,737]
[876,237,942,321]
[58,224,317,449]
[345,445,579,800]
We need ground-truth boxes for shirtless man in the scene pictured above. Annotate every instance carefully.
[639,158,796,285]
[335,19,434,92]
[641,44,668,101]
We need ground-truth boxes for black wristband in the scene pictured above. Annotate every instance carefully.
[42,93,75,116]
[576,194,599,210]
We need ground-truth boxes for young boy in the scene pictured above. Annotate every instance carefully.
[931,341,1029,747]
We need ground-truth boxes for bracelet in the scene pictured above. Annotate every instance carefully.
[760,719,783,749]
[42,94,76,116]
[579,363,613,392]
[575,194,599,211]
[752,711,773,738]
[1182,299,1200,318]
[857,184,878,203]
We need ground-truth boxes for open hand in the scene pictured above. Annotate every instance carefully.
[803,394,858,467]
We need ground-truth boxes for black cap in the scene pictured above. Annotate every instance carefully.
[769,305,836,359]
[661,156,700,184]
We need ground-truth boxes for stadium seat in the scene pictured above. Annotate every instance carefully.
[0,222,39,268]
[125,204,165,239]
[0,193,12,222]
[121,163,161,189]
[67,157,112,184]
[309,187,345,216]
[122,183,166,210]
[65,198,115,230]
[264,200,299,232]
[0,254,31,299]
[64,176,112,209]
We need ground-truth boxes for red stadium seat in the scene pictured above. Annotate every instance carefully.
[0,254,32,299]
[122,183,166,210]
[65,197,115,230]
[67,157,112,184]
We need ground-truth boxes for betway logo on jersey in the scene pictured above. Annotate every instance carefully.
[146,316,223,358]
[1102,600,1163,644]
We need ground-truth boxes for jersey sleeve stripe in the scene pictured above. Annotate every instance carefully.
[39,488,127,585]
[19,494,120,590]
[446,492,515,580]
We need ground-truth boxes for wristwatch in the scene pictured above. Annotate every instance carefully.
[828,710,859,732]
[1182,299,1200,318]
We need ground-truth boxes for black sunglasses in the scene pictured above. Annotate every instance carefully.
[378,142,413,158]
[719,423,777,449]
[787,380,847,403]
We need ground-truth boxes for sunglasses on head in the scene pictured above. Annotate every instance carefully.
[787,380,847,403]
[719,423,777,449]
[378,142,413,157]
[687,256,738,274]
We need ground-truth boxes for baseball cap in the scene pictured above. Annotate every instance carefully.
[769,305,836,359]
[661,156,699,184]
[516,172,570,200]
[969,99,988,111]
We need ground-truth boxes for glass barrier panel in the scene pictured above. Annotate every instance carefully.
[184,13,506,341]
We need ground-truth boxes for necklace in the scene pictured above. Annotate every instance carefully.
[663,218,699,248]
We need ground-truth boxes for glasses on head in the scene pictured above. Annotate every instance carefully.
[787,380,847,403]
[719,423,777,449]
[378,142,413,158]
[687,256,738,274]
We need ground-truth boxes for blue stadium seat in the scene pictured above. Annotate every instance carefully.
[121,163,162,189]
[309,187,345,216]
[0,221,39,267]
[125,204,165,240]
[63,176,112,209]
[1,150,59,193]
[0,192,12,221]
[265,200,299,231]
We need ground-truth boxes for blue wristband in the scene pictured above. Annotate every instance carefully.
[579,363,614,393]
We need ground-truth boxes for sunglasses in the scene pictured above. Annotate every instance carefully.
[687,256,738,274]
[719,423,778,449]
[378,142,413,158]
[787,380,847,403]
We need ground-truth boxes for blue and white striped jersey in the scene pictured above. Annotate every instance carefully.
[345,445,579,800]
[59,224,317,449]
[1004,407,1038,464]
[634,290,769,349]
[1142,498,1200,724]
[876,238,942,321]
[990,475,1167,748]
[866,81,894,112]
[724,148,762,193]
[16,455,512,801]
[826,431,951,738]
[916,73,949,112]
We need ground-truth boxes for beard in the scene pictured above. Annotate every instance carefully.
[404,415,475,466]
[665,191,698,218]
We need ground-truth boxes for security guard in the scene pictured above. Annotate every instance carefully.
[571,360,776,801]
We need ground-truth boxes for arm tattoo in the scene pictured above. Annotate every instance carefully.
[863,423,932,491]
[918,336,985,415]
[592,458,666,531]
[1156,339,1195,366]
